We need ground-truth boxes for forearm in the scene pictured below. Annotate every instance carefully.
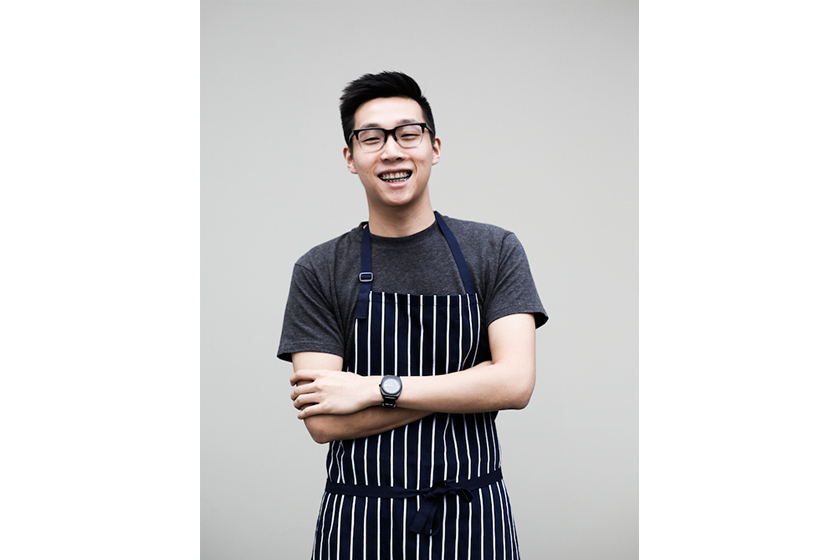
[299,360,529,442]
[292,314,538,419]
[398,362,534,413]
[323,314,537,414]
[303,407,433,444]
[398,314,536,412]
[305,360,532,416]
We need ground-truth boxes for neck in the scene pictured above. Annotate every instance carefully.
[366,199,436,238]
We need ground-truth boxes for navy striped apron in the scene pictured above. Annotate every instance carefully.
[310,212,520,560]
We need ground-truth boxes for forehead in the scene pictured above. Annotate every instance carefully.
[354,97,424,129]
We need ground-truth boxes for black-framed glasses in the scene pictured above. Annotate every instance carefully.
[348,123,434,152]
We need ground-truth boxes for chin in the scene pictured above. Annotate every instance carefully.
[375,189,417,207]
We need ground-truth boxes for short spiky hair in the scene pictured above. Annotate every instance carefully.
[340,71,436,151]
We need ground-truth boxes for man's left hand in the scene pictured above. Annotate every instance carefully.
[290,369,380,419]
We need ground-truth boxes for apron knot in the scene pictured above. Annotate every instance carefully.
[409,481,474,535]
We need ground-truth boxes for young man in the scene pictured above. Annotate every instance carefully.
[278,71,548,559]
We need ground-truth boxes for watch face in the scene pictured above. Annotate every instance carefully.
[382,377,401,394]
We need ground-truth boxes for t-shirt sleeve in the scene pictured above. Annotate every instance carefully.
[483,232,549,329]
[276,261,346,363]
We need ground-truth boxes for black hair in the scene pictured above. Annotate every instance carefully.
[340,71,436,151]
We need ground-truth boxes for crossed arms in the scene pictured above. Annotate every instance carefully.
[290,313,536,444]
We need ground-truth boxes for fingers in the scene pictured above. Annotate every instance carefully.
[292,392,320,411]
[298,403,322,419]
[290,382,318,406]
[288,369,362,417]
[290,369,319,386]
[290,381,315,401]
[289,375,327,415]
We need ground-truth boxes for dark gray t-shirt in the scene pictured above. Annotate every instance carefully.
[277,215,548,363]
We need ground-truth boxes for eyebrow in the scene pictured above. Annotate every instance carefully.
[357,118,419,129]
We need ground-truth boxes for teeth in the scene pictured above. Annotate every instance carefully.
[379,171,411,182]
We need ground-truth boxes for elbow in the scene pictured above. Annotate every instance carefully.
[508,387,533,410]
[304,417,334,444]
[510,397,531,411]
[310,431,331,445]
[506,370,536,410]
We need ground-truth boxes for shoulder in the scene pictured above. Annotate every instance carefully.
[441,214,548,328]
[294,225,363,272]
[442,215,512,238]
[440,215,524,256]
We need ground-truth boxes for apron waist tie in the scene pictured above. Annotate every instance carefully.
[324,469,503,535]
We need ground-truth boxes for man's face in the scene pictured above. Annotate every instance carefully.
[343,97,441,213]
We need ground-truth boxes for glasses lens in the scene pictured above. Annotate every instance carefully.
[357,129,385,151]
[396,124,424,147]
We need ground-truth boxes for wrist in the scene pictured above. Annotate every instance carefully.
[369,377,384,407]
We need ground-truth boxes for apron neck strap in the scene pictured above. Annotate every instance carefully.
[432,211,475,295]
[356,224,374,319]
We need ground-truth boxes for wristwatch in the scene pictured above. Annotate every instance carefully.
[379,375,402,408]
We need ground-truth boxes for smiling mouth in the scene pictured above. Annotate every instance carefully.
[378,171,412,183]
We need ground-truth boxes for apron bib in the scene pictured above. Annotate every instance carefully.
[311,213,520,560]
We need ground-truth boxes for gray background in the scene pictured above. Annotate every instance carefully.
[202,1,637,558]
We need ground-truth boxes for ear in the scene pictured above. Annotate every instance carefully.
[431,136,441,166]
[343,145,358,174]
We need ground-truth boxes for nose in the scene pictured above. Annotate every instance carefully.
[379,133,406,160]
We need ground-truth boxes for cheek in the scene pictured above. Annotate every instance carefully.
[358,159,376,175]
